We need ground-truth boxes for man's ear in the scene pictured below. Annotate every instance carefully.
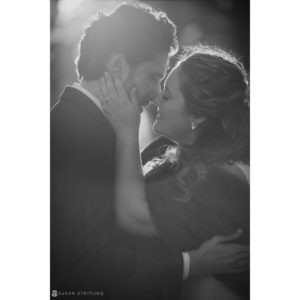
[106,53,130,82]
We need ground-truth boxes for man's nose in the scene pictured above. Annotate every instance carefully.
[152,95,162,107]
[152,84,162,102]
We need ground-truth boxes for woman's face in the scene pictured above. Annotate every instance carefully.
[153,66,194,144]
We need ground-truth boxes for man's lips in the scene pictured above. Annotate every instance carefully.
[146,101,161,119]
[155,112,162,120]
[155,106,162,120]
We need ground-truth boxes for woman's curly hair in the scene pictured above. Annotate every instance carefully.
[144,45,249,202]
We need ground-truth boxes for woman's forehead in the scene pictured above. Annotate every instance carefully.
[164,66,180,89]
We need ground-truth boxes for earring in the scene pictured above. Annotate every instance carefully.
[191,122,197,130]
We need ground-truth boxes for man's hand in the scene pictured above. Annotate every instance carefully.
[98,72,141,137]
[189,229,249,277]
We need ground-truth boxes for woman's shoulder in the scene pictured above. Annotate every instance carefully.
[201,163,249,193]
[191,164,250,240]
[145,161,249,201]
[192,164,249,212]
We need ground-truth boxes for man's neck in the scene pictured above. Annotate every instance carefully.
[80,80,100,100]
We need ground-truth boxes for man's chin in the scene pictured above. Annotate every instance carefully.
[138,103,143,113]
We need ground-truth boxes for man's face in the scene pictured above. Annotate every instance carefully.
[130,52,169,110]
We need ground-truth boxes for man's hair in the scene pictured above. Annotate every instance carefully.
[75,1,178,81]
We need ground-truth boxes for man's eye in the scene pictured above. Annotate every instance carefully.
[162,95,169,101]
[153,75,163,82]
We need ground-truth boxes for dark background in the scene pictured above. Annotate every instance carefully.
[50,0,249,147]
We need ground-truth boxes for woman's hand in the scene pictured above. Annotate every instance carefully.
[98,72,141,137]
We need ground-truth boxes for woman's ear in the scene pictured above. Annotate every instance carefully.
[189,115,206,130]
[106,53,130,82]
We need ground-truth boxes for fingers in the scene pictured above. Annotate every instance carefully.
[223,251,250,262]
[104,72,118,100]
[114,74,129,100]
[98,77,114,118]
[99,77,110,103]
[99,72,140,119]
[99,89,112,118]
[210,244,249,261]
[223,243,249,252]
[129,86,139,108]
[212,228,243,244]
[226,265,249,273]
[226,258,250,273]
[214,252,250,274]
[100,72,138,108]
[113,75,140,112]
[98,72,118,105]
[219,247,250,273]
[98,82,108,109]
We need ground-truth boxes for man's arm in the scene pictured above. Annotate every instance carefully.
[103,131,249,281]
[188,229,249,277]
[51,102,183,296]
[51,100,249,296]
[141,137,250,278]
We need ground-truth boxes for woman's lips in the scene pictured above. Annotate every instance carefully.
[155,106,162,120]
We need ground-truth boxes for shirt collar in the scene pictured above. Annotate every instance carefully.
[72,82,103,113]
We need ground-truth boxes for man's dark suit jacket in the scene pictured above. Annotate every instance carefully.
[50,86,182,300]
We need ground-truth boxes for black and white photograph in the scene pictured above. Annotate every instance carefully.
[50,1,249,299]
[3,0,300,300]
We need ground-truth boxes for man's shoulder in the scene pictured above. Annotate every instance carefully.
[52,86,93,115]
[51,86,112,132]
[51,86,86,118]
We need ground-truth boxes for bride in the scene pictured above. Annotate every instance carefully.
[98,45,250,300]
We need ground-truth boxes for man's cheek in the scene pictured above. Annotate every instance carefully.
[134,88,144,105]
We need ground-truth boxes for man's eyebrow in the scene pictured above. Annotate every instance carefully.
[164,85,172,95]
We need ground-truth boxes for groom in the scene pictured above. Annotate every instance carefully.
[51,2,249,299]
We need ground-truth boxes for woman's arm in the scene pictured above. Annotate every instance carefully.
[99,72,158,236]
[114,133,158,236]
